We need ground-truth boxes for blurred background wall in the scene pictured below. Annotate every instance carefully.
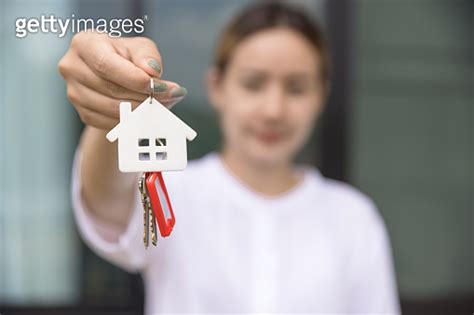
[352,0,472,303]
[0,0,80,305]
[0,0,472,314]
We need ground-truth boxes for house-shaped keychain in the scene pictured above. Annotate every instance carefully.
[106,89,197,244]
[106,97,197,173]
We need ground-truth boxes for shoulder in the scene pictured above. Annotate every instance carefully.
[323,177,377,213]
[309,171,385,234]
[310,174,394,262]
[305,167,376,213]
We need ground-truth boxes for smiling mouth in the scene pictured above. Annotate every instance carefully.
[254,131,284,144]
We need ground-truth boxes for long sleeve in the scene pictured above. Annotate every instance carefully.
[347,202,401,314]
[70,148,148,273]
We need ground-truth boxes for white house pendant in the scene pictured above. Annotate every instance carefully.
[106,96,197,246]
[106,97,197,173]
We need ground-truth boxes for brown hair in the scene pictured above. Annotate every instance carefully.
[213,0,331,82]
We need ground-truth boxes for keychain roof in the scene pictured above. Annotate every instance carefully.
[106,79,197,173]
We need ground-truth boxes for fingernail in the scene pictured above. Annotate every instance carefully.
[148,59,162,75]
[167,97,184,109]
[153,82,168,92]
[170,86,187,98]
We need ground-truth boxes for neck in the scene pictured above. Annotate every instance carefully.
[220,147,302,197]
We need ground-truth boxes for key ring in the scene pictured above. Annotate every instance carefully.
[150,78,154,103]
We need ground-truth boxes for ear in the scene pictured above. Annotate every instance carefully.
[205,67,224,112]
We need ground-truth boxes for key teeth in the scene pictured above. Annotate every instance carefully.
[140,172,174,248]
[150,208,158,247]
[139,173,151,249]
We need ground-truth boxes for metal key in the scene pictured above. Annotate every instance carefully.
[138,173,150,248]
[139,172,160,248]
[145,186,158,246]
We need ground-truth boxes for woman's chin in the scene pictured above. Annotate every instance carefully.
[243,142,292,168]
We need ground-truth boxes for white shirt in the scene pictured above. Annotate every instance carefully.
[71,150,401,315]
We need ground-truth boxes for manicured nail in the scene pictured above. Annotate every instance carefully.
[148,59,162,75]
[167,97,185,109]
[153,82,168,92]
[170,86,187,98]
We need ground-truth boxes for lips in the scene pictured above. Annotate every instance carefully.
[254,130,283,144]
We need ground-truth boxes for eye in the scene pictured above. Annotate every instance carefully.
[240,76,264,92]
[286,81,307,95]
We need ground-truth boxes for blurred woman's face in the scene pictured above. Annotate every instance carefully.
[208,28,325,168]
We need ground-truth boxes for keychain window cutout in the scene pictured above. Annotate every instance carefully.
[138,139,149,147]
[156,138,166,146]
[106,96,197,172]
[138,137,168,162]
[139,152,151,161]
[156,152,167,160]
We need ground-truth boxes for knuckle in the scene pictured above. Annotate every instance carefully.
[58,54,72,77]
[134,36,160,54]
[70,33,80,46]
[105,81,123,97]
[79,109,92,125]
[66,86,78,104]
[109,100,121,118]
[71,31,86,47]
[57,57,67,76]
[93,53,109,77]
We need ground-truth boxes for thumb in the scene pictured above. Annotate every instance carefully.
[121,37,163,78]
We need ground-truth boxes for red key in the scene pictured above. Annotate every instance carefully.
[145,172,175,237]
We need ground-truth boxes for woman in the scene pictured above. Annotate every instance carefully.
[59,2,400,314]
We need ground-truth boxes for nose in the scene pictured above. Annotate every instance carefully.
[260,84,286,121]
